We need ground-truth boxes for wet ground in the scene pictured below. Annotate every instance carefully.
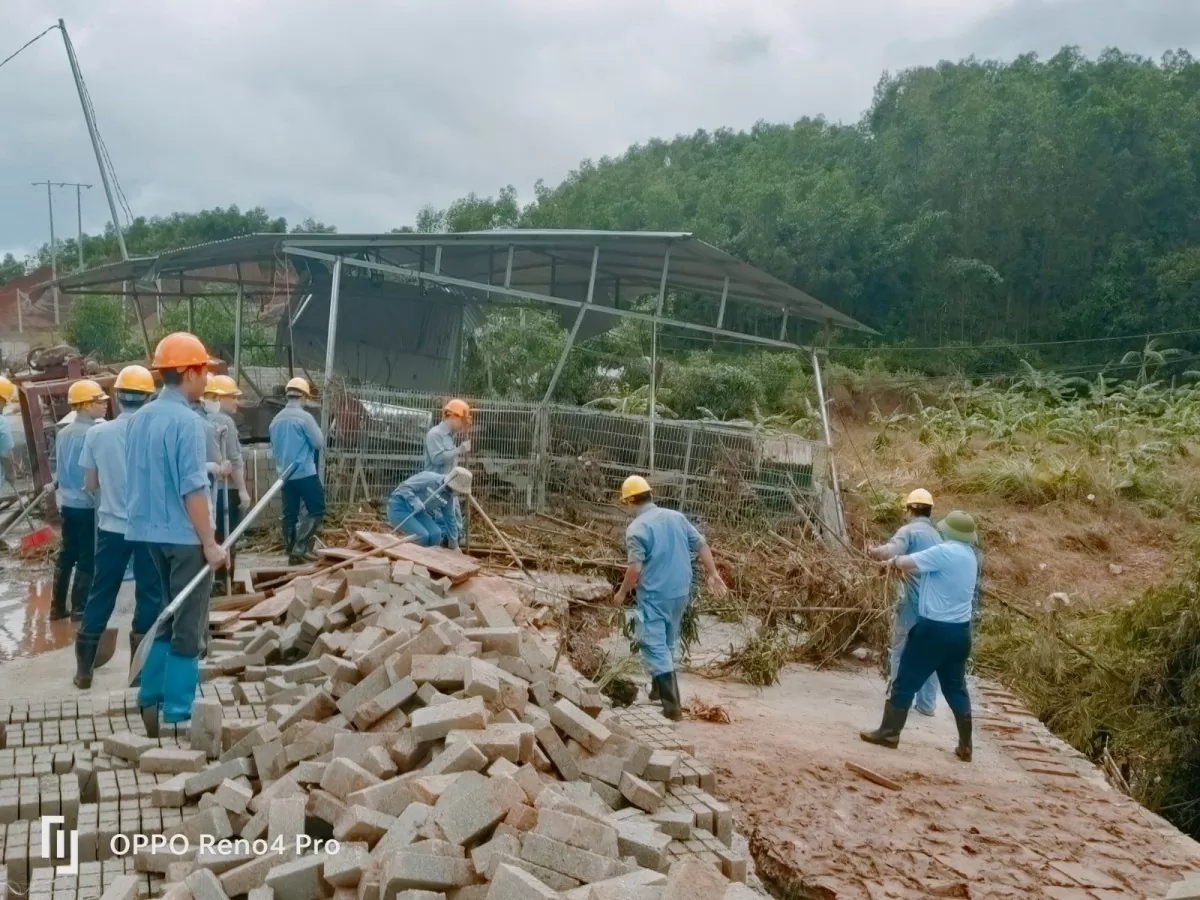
[0,559,80,661]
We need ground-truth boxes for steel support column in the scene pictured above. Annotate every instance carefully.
[233,264,244,382]
[318,256,344,481]
[648,247,671,474]
[540,245,599,406]
[811,349,846,540]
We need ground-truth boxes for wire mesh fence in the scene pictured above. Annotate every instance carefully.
[319,383,835,532]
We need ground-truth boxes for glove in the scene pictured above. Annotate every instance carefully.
[458,439,472,455]
[411,498,426,514]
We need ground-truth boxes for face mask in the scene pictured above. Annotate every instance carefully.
[202,398,221,414]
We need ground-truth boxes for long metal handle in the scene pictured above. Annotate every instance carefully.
[129,462,297,684]
[0,482,53,543]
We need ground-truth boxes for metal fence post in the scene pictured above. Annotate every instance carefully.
[679,424,694,512]
[811,349,846,540]
[319,256,344,483]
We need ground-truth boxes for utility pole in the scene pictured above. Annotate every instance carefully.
[73,183,92,268]
[59,19,128,261]
[31,181,59,325]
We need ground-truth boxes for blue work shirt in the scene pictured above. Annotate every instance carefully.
[424,421,459,475]
[389,470,463,545]
[0,418,13,490]
[124,386,210,546]
[55,414,99,510]
[625,502,704,602]
[269,401,323,481]
[909,540,979,624]
[78,412,136,535]
[880,518,941,607]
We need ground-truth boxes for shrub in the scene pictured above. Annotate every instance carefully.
[65,295,139,361]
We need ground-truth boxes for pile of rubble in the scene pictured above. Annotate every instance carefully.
[7,541,761,900]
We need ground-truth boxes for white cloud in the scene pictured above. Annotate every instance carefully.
[0,0,1194,257]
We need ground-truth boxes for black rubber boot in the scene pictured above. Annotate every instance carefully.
[294,515,324,563]
[73,635,99,689]
[140,704,160,740]
[648,681,660,702]
[954,713,973,762]
[283,523,299,565]
[129,632,144,688]
[654,672,682,722]
[860,701,910,749]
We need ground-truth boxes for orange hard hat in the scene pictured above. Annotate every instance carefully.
[114,365,154,393]
[209,374,242,397]
[151,332,212,371]
[67,379,108,405]
[443,398,471,423]
[0,377,16,404]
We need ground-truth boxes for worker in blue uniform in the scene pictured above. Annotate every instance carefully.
[205,375,248,594]
[0,378,19,492]
[861,510,981,762]
[869,488,942,717]
[74,365,162,688]
[613,475,727,721]
[52,379,109,621]
[125,332,225,735]
[424,398,472,474]
[269,377,325,564]
[386,468,468,548]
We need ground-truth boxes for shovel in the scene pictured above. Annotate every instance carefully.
[129,462,298,684]
[0,481,55,547]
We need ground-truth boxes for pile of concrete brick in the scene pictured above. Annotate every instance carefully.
[63,553,759,900]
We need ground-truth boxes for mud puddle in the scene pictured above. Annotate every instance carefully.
[0,566,74,660]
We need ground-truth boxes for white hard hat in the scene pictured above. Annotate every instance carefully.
[444,466,473,495]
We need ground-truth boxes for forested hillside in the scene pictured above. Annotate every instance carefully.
[6,46,1200,354]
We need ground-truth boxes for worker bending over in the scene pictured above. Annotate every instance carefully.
[613,475,727,721]
[125,333,225,734]
[386,469,467,548]
[52,379,109,621]
[73,366,162,688]
[869,488,942,717]
[0,378,18,492]
[425,399,471,474]
[861,510,980,762]
[269,377,324,564]
[204,375,247,593]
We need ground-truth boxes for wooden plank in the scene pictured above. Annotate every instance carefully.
[845,761,902,792]
[316,548,363,562]
[387,542,481,584]
[249,565,316,587]
[208,610,242,626]
[355,530,416,561]
[241,590,294,622]
[210,592,268,613]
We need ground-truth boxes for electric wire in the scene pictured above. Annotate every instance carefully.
[0,24,58,72]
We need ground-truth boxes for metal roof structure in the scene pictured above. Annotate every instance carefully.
[33,230,869,335]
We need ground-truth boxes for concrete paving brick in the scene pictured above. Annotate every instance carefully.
[152,773,189,808]
[270,796,308,844]
[535,726,582,782]
[485,863,559,900]
[353,678,418,731]
[308,789,350,828]
[371,802,433,861]
[254,741,289,782]
[661,859,727,900]
[520,833,629,884]
[215,778,254,815]
[184,758,255,798]
[462,660,502,704]
[294,760,329,785]
[410,698,487,744]
[360,746,399,780]
[445,730,520,764]
[642,752,679,784]
[411,656,468,691]
[248,888,275,900]
[334,805,396,845]
[550,702,610,755]
[322,759,383,796]
[338,666,396,720]
[560,870,667,900]
[139,749,207,775]
[347,776,415,817]
[185,868,231,900]
[97,875,140,900]
[176,805,234,845]
[424,741,488,777]
[191,700,224,759]
[319,655,362,683]
[102,733,156,763]
[266,854,330,900]
[618,774,663,814]
[462,628,521,657]
[323,841,370,888]
[433,772,527,846]
[1168,878,1200,900]
[534,808,619,857]
[512,764,546,805]
[611,822,671,873]
[469,833,521,881]
[382,852,472,894]
[579,755,626,788]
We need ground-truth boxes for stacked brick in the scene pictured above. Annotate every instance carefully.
[3,550,762,900]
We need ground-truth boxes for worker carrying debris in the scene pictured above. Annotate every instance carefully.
[869,488,942,717]
[73,365,162,689]
[426,398,472,473]
[613,475,727,721]
[861,509,980,762]
[0,377,18,489]
[204,374,248,593]
[269,376,325,565]
[52,378,109,621]
[385,467,469,548]
[125,332,226,734]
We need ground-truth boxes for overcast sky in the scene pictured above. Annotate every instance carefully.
[2,0,1197,259]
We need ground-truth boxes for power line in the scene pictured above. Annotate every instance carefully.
[0,24,58,71]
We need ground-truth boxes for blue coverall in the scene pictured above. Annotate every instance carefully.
[387,471,462,548]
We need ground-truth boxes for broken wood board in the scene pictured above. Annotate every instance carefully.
[241,590,295,622]
[208,610,242,626]
[249,565,317,588]
[379,540,481,583]
[210,592,268,613]
[845,761,902,792]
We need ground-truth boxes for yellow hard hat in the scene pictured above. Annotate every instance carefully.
[620,475,652,503]
[151,331,212,371]
[0,377,16,404]
[68,379,108,406]
[209,374,242,397]
[443,398,472,423]
[114,365,154,393]
[204,373,220,396]
[904,488,934,508]
[285,377,312,397]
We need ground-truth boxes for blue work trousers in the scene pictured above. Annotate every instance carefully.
[634,592,688,677]
[80,530,163,639]
[386,496,443,547]
[53,506,96,618]
[890,618,971,718]
[138,543,212,721]
[890,593,939,715]
[281,475,325,535]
